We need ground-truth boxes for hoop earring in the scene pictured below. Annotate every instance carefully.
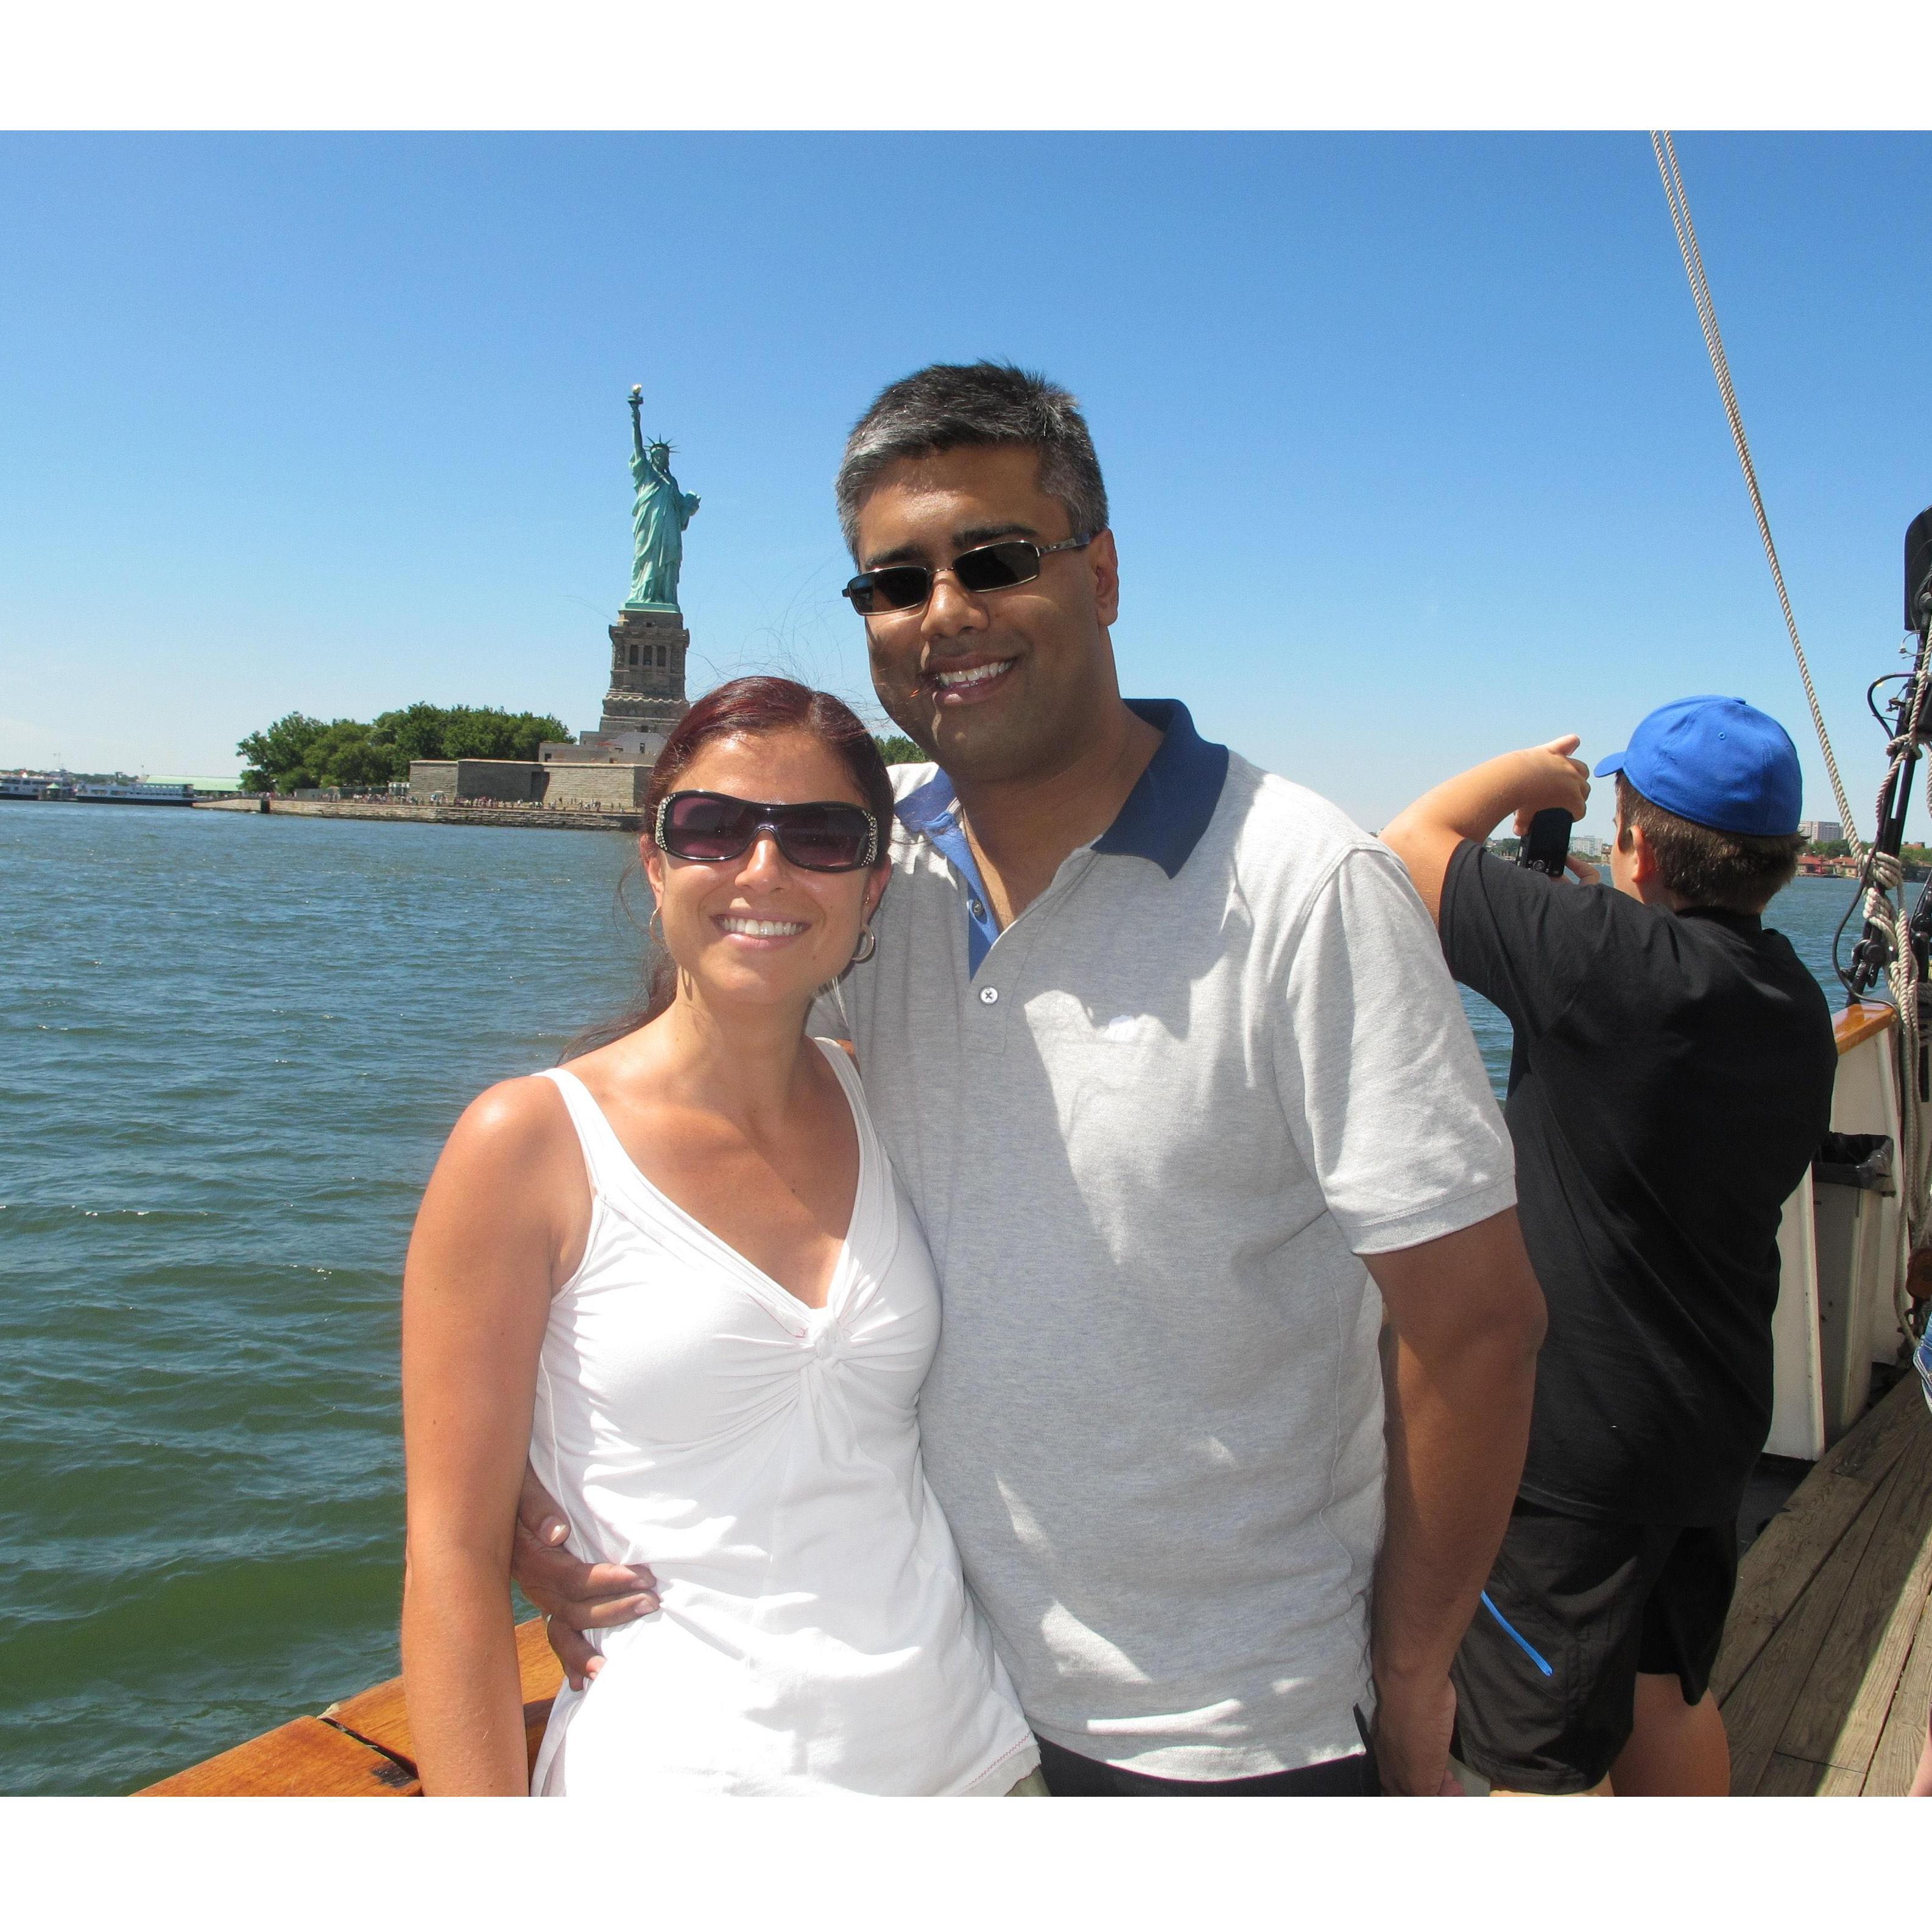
[850,925,877,967]
[648,905,665,948]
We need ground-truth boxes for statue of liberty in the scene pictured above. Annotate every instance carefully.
[623,385,701,613]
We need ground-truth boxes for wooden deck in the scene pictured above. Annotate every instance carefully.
[1716,1371,1932,1794]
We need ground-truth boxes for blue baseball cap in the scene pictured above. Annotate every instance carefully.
[1593,696,1802,837]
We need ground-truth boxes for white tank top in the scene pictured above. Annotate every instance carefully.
[526,1041,1037,1796]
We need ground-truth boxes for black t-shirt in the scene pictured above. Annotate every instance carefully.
[1440,842,1837,1526]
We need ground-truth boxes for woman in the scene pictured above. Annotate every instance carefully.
[400,677,1038,1796]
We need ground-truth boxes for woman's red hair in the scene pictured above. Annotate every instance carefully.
[642,676,895,842]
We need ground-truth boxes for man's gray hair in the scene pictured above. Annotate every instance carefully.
[835,360,1109,558]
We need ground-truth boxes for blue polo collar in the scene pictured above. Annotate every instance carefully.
[895,699,1229,973]
[1094,699,1230,878]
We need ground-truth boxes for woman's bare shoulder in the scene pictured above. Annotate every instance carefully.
[413,1075,588,1291]
[438,1073,575,1182]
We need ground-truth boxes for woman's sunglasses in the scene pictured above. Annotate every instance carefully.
[654,791,880,872]
[841,534,1094,615]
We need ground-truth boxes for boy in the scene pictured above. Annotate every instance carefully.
[1382,697,1837,1795]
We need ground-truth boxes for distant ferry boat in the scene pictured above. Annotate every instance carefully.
[73,781,195,806]
[1,775,53,800]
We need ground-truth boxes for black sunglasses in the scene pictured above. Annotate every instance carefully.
[654,791,880,872]
[841,534,1095,615]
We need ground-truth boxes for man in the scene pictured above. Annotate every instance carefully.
[518,361,1545,1794]
[1381,702,1836,1794]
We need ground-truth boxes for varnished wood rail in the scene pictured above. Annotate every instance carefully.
[135,1617,562,1796]
[1834,1001,1896,1057]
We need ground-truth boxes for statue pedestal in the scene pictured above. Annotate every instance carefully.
[599,609,690,741]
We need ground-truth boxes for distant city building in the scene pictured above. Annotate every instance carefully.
[149,774,249,799]
[1800,819,1844,844]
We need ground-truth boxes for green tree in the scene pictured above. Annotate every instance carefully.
[238,713,326,792]
[308,720,406,791]
[439,706,569,761]
[505,710,569,761]
[1813,838,1852,859]
[239,702,570,791]
[438,708,512,760]
[873,733,924,766]
[372,702,457,763]
[303,720,365,780]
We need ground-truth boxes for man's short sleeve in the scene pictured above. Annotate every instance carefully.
[1438,841,1611,1037]
[1272,845,1517,1255]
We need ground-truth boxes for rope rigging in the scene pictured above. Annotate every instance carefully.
[1649,131,1932,1343]
[1649,132,1867,858]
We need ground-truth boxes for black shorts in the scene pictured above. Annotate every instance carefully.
[1035,1736,1377,1796]
[1448,1500,1738,1795]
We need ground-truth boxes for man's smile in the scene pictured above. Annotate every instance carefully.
[926,656,1018,705]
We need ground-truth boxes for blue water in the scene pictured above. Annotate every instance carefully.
[0,802,1863,1794]
[1,802,640,1795]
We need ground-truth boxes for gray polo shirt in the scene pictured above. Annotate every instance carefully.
[820,700,1514,1779]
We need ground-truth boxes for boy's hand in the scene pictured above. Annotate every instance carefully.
[1565,853,1603,888]
[1382,732,1590,925]
[1509,736,1591,835]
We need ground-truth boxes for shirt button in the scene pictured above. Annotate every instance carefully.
[970,898,985,918]
[979,986,999,1005]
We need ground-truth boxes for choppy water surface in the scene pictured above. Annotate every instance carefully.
[1,803,640,1794]
[0,803,1860,1794]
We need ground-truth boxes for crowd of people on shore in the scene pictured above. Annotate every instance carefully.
[396,360,1932,1798]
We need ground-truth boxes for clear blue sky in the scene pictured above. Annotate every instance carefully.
[3,132,1927,834]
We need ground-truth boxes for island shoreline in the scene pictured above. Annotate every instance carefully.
[193,797,642,832]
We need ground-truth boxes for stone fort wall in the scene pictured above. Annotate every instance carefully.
[407,759,651,810]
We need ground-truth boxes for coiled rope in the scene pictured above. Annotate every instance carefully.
[1650,130,1930,1334]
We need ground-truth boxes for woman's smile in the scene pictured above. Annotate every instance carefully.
[711,912,811,947]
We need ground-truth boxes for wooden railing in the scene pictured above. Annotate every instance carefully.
[1835,1001,1897,1057]
[133,1618,562,1796]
